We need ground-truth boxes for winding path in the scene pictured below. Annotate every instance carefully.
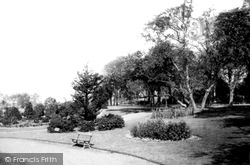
[0,138,155,165]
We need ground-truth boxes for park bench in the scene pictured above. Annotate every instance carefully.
[72,132,93,149]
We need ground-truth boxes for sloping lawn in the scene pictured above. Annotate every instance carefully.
[0,105,249,165]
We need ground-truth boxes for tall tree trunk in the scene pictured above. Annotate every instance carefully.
[185,65,198,114]
[115,89,119,106]
[201,84,214,110]
[229,86,235,106]
[189,93,197,114]
[109,97,112,106]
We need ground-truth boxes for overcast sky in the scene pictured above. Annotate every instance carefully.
[0,0,243,102]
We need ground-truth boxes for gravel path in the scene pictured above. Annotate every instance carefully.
[0,138,155,165]
[0,111,155,165]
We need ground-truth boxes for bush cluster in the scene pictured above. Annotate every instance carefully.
[130,120,191,141]
[79,120,95,132]
[96,114,125,131]
[47,116,75,133]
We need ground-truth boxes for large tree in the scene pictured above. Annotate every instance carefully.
[143,1,201,113]
[213,7,250,105]
[72,67,111,121]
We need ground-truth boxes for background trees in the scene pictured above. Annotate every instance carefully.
[23,102,35,119]
[142,2,201,112]
[2,107,22,126]
[44,97,58,118]
[33,103,45,119]
[213,7,250,105]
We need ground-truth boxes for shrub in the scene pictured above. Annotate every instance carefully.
[47,116,75,133]
[96,114,125,131]
[41,116,50,123]
[79,120,95,132]
[130,120,191,141]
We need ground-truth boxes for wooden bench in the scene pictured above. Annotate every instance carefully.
[72,132,93,149]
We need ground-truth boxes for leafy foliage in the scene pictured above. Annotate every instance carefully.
[214,8,250,68]
[96,114,125,131]
[79,120,95,132]
[130,120,191,141]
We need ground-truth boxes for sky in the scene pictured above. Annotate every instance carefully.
[0,0,244,102]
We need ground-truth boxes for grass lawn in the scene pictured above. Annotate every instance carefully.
[0,105,250,165]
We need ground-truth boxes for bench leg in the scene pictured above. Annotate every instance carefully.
[83,142,91,149]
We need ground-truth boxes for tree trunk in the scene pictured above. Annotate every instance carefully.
[185,65,198,114]
[109,97,112,106]
[115,89,119,106]
[189,93,197,114]
[157,89,161,106]
[201,84,214,110]
[229,86,235,106]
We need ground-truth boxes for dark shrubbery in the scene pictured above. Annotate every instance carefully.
[2,107,22,126]
[130,120,191,141]
[47,116,75,133]
[41,116,50,123]
[47,101,81,133]
[79,120,95,132]
[96,114,125,131]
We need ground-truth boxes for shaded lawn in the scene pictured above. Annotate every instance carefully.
[195,105,250,165]
[0,105,250,165]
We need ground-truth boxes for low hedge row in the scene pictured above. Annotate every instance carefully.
[47,113,125,133]
[151,108,192,119]
[79,114,125,132]
[130,120,191,141]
